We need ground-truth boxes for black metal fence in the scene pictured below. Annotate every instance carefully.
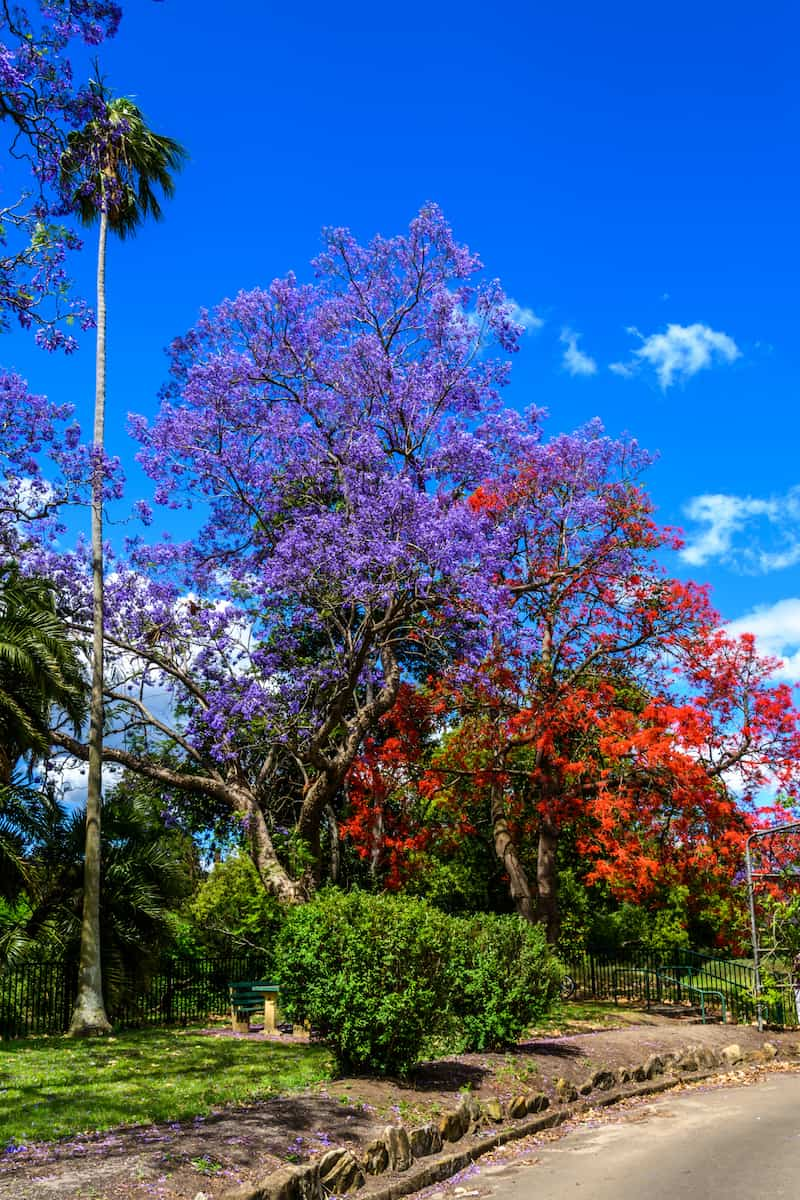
[0,958,78,1039]
[562,945,796,1026]
[0,953,267,1039]
[2,944,793,1039]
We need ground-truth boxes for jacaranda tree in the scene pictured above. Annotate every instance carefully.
[0,0,121,346]
[48,205,538,903]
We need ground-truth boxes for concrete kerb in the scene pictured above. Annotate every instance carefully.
[359,1074,707,1200]
[222,1042,800,1200]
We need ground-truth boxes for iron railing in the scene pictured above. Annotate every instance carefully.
[0,953,267,1039]
[561,944,798,1026]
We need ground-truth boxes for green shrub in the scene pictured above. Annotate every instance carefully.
[275,891,562,1073]
[275,889,454,1075]
[448,913,561,1050]
[189,852,282,962]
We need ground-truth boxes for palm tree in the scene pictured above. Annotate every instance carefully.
[60,83,186,1035]
[0,569,86,784]
[0,570,86,960]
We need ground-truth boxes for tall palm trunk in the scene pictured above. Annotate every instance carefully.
[69,208,111,1035]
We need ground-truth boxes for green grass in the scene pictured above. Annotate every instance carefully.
[0,1027,334,1145]
[531,999,627,1033]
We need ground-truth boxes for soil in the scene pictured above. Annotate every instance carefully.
[0,1011,796,1200]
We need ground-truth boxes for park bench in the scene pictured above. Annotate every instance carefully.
[229,980,280,1033]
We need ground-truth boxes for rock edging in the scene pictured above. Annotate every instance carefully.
[222,1039,798,1200]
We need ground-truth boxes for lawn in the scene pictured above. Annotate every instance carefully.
[0,1028,334,1145]
[533,998,632,1032]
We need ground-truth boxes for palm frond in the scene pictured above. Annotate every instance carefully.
[60,89,187,240]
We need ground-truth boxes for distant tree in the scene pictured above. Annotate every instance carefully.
[189,853,282,958]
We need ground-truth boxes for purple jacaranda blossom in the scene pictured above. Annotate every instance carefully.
[25,209,547,906]
[0,372,122,559]
[0,1,120,346]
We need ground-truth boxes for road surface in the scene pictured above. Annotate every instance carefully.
[467,1071,800,1200]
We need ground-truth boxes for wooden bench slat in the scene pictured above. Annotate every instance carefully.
[229,981,281,1031]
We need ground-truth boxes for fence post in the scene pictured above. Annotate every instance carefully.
[165,960,174,1025]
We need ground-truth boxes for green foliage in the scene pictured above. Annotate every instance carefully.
[754,892,800,961]
[0,784,196,1004]
[275,890,561,1074]
[555,868,592,953]
[188,852,282,962]
[586,890,690,958]
[275,889,455,1075]
[0,569,86,773]
[448,912,561,1051]
[400,852,498,914]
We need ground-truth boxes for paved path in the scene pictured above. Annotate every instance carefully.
[472,1071,800,1200]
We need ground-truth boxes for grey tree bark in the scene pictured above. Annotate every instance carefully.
[69,208,112,1036]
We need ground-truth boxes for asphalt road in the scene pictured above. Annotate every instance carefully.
[471,1071,800,1200]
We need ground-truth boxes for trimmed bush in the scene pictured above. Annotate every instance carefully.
[275,889,453,1075]
[275,890,562,1073]
[448,912,561,1050]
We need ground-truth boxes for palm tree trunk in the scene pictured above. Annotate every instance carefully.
[70,208,111,1035]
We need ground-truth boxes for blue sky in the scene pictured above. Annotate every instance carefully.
[4,0,800,676]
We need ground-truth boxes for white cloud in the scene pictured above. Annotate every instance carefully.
[560,327,597,377]
[56,759,125,807]
[611,322,740,388]
[681,487,800,573]
[508,299,544,333]
[727,598,800,683]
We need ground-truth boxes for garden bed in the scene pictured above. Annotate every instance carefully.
[0,1009,798,1199]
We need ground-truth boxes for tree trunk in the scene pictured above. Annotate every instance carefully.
[324,804,340,884]
[70,209,111,1036]
[490,784,534,922]
[536,815,560,945]
[235,787,306,904]
[297,768,344,882]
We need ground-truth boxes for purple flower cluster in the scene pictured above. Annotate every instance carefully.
[0,0,120,346]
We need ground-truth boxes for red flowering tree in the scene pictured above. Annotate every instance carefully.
[362,423,800,943]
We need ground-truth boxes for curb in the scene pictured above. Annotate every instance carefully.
[360,1072,707,1200]
[223,1039,798,1200]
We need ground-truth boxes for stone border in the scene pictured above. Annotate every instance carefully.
[222,1039,799,1200]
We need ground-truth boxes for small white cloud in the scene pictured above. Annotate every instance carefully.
[727,598,800,683]
[57,759,125,807]
[560,327,597,377]
[609,361,635,378]
[508,299,544,333]
[681,493,776,567]
[681,486,800,574]
[614,322,740,389]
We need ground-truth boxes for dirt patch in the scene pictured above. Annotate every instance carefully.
[0,1015,795,1200]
